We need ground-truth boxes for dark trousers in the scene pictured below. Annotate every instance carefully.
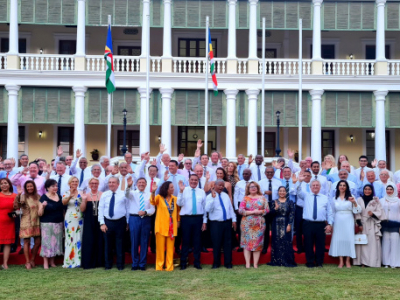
[303,220,326,266]
[104,217,126,269]
[181,215,203,266]
[235,210,242,246]
[294,206,304,251]
[174,228,182,253]
[129,215,151,268]
[150,212,156,252]
[12,216,20,251]
[209,220,233,267]
[263,211,273,251]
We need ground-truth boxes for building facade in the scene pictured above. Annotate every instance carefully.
[0,0,400,170]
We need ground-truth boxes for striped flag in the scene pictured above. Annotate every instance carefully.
[208,28,218,96]
[104,24,116,94]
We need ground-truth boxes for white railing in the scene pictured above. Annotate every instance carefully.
[258,59,312,75]
[151,57,162,72]
[86,55,141,72]
[0,54,6,69]
[237,59,248,74]
[19,54,75,71]
[322,60,375,76]
[172,57,227,74]
[388,61,400,75]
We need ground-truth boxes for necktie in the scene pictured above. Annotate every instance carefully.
[203,167,207,177]
[79,170,84,187]
[373,184,376,196]
[218,193,227,221]
[109,192,115,218]
[238,165,242,175]
[139,192,145,212]
[360,167,364,180]
[306,183,310,193]
[313,194,318,220]
[285,180,290,201]
[315,175,317,179]
[121,176,126,191]
[280,170,283,179]
[58,175,62,196]
[6,172,9,178]
[69,169,72,176]
[268,179,272,202]
[257,166,261,181]
[192,189,197,215]
[198,179,202,189]
[212,163,217,167]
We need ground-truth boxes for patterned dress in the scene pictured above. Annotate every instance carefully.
[268,200,296,267]
[62,191,83,268]
[239,196,269,251]
[14,194,41,238]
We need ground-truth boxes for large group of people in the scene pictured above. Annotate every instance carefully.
[1,140,400,271]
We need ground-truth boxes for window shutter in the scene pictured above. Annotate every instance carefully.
[115,0,128,26]
[102,0,114,26]
[299,2,312,29]
[237,92,246,126]
[387,2,399,30]
[337,3,349,30]
[174,91,187,125]
[210,92,223,125]
[323,2,336,30]
[0,0,8,23]
[127,0,141,26]
[125,90,138,124]
[389,93,400,127]
[284,92,297,126]
[87,89,101,124]
[34,88,47,122]
[349,2,361,30]
[35,0,48,23]
[348,93,361,127]
[213,1,227,28]
[272,1,285,29]
[361,93,373,127]
[150,90,160,125]
[285,2,298,29]
[20,88,34,123]
[62,0,76,25]
[336,93,348,126]
[237,0,248,28]
[20,0,34,23]
[0,88,5,122]
[151,0,162,27]
[272,92,285,126]
[173,0,186,27]
[260,1,272,28]
[264,92,273,126]
[324,93,337,126]
[87,0,101,25]
[302,92,309,127]
[362,2,375,30]
[188,0,200,28]
[100,90,108,123]
[187,91,199,125]
[48,0,62,24]
[59,89,73,123]
[46,89,58,123]
[113,90,125,124]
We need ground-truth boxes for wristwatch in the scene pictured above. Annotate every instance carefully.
[144,211,147,216]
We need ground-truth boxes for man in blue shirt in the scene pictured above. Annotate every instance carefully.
[357,170,384,198]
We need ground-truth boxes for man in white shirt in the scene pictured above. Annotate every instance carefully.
[126,177,155,271]
[98,176,129,271]
[372,159,393,182]
[79,164,106,192]
[156,160,188,197]
[249,155,266,182]
[193,164,208,190]
[177,158,194,181]
[206,180,237,269]
[50,161,71,197]
[156,143,171,179]
[124,152,137,173]
[221,158,229,169]
[99,156,111,178]
[69,149,92,189]
[301,180,333,268]
[195,154,217,182]
[54,146,73,175]
[104,162,136,192]
[310,161,329,196]
[233,168,252,252]
[236,154,248,180]
[353,155,372,184]
[138,154,160,193]
[14,154,29,172]
[330,169,358,200]
[177,175,207,270]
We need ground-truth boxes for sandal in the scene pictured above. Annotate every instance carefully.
[25,263,32,270]
[30,261,36,268]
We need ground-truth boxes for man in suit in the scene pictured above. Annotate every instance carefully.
[236,154,248,180]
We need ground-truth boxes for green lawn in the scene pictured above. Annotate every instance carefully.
[1,264,400,299]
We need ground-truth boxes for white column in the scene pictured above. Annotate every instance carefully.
[73,86,87,157]
[376,0,387,61]
[310,89,324,163]
[162,0,172,58]
[138,87,152,154]
[248,0,258,59]
[76,0,86,56]
[374,90,388,161]
[141,0,150,57]
[160,88,173,155]
[8,0,18,55]
[227,0,237,59]
[312,0,323,61]
[224,89,238,158]
[246,89,259,156]
[5,85,20,160]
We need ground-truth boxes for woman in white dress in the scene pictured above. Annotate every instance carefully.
[329,180,361,268]
[380,184,400,268]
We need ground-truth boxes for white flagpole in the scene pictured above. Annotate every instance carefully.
[204,16,209,155]
[261,18,266,157]
[146,13,150,153]
[298,19,303,161]
[107,14,112,158]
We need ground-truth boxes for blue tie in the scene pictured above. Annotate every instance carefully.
[109,192,115,218]
[69,169,72,176]
[257,166,261,181]
[198,180,202,189]
[238,165,242,179]
[192,189,197,215]
[306,183,310,193]
[218,194,227,221]
[79,170,84,187]
[139,192,145,212]
[313,194,317,220]
[58,175,62,196]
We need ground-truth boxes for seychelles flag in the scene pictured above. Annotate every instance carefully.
[208,28,218,96]
[104,24,116,94]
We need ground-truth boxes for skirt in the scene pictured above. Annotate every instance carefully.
[40,222,64,258]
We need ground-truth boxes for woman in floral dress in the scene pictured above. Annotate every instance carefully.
[62,176,83,268]
[239,182,269,268]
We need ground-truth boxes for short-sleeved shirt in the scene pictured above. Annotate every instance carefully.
[39,194,64,223]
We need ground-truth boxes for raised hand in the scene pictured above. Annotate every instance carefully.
[178,180,185,193]
[17,186,22,196]
[76,149,82,158]
[248,155,253,165]
[81,189,88,201]
[371,158,377,168]
[274,200,279,210]
[291,173,298,184]
[197,139,203,149]
[287,149,295,159]
[271,160,277,168]
[205,171,210,181]
[151,182,158,193]
[127,176,134,187]
[112,165,119,175]
[151,158,157,166]
[143,152,150,162]
[164,170,170,181]
[10,157,16,167]
[57,145,63,157]
[321,161,327,170]
[127,165,133,174]
[21,167,29,175]
[178,153,184,163]
[159,143,167,154]
[211,188,216,198]
[194,149,201,158]
[298,173,305,182]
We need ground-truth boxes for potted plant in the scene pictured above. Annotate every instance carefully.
[90,149,100,161]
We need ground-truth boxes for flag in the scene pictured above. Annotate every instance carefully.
[104,24,116,94]
[208,28,218,96]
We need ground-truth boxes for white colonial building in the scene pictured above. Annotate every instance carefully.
[0,0,400,170]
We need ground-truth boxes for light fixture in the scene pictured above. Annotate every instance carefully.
[371,132,375,139]
[158,136,161,142]
[39,131,43,138]
[350,134,354,142]
[349,53,354,60]
[193,133,198,139]
[39,48,43,54]
[276,110,281,118]
[122,108,127,116]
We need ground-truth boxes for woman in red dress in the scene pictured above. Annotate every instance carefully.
[0,178,17,269]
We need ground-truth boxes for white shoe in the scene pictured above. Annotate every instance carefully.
[385,265,388,268]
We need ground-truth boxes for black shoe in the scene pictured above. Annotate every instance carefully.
[118,267,124,271]
[131,266,138,271]
[212,265,219,269]
[261,248,268,254]
[201,247,209,253]
[316,264,323,268]
[237,248,243,252]
[180,265,187,270]
[306,263,315,268]
[194,265,202,270]
[324,249,329,252]
[225,265,233,269]
[175,249,181,255]
[105,267,112,270]
[140,267,146,271]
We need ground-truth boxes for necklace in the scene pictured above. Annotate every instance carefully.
[89,191,100,216]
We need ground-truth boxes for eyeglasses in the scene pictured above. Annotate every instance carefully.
[359,160,368,162]
[249,186,257,189]
[185,162,192,165]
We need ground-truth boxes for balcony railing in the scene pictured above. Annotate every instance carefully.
[258,59,312,75]
[322,60,375,76]
[172,57,226,74]
[388,61,400,75]
[19,54,75,71]
[0,54,6,70]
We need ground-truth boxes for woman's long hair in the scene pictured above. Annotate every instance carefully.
[335,180,351,200]
[158,181,172,199]
[23,180,39,200]
[227,162,240,183]
[216,167,228,182]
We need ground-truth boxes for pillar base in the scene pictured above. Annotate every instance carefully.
[226,59,238,74]
[74,56,86,71]
[248,59,259,74]
[6,55,20,69]
[374,61,388,75]
[311,60,323,75]
[161,58,172,73]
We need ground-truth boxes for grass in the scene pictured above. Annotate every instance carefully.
[1,263,400,299]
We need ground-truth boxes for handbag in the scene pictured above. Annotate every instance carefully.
[354,234,368,245]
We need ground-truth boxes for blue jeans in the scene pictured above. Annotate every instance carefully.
[129,215,152,268]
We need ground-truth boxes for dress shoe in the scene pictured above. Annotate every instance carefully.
[261,248,268,254]
[118,267,124,271]
[212,265,219,269]
[180,265,187,270]
[225,265,233,269]
[306,263,315,268]
[201,247,209,253]
[140,267,146,271]
[237,248,243,252]
[131,266,138,271]
[105,267,112,270]
[194,265,202,270]
[316,264,323,268]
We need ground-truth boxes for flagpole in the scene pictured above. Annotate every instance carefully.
[204,16,209,155]
[107,14,112,158]
[146,13,150,153]
[261,17,266,158]
[298,19,303,161]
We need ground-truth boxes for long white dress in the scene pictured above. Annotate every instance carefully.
[329,197,361,258]
[380,197,400,268]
